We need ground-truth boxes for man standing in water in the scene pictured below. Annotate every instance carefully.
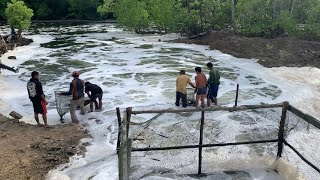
[175,70,196,107]
[27,71,49,128]
[61,71,85,124]
[194,67,207,108]
[207,62,220,106]
[85,81,103,112]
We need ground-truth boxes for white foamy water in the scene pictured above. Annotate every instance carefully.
[0,23,319,180]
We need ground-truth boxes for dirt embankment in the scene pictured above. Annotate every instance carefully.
[0,35,33,57]
[174,31,320,68]
[0,115,89,180]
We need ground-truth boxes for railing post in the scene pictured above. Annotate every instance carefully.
[235,84,239,107]
[127,139,132,178]
[198,110,205,176]
[116,107,122,154]
[119,109,129,180]
[126,107,132,139]
[277,101,289,157]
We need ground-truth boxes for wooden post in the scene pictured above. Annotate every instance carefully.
[126,107,132,139]
[235,84,239,107]
[198,111,205,175]
[127,139,133,178]
[118,140,124,180]
[119,109,128,180]
[277,101,289,157]
[116,107,122,154]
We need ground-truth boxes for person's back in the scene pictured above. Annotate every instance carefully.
[195,72,207,88]
[208,69,220,85]
[27,77,42,102]
[85,82,103,112]
[194,67,207,108]
[176,74,191,95]
[61,71,85,124]
[207,62,220,106]
[71,78,84,100]
[86,83,102,94]
[27,71,48,128]
[175,70,195,108]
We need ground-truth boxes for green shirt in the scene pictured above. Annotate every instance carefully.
[208,69,220,85]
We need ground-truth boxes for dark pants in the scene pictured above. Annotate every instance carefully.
[175,91,187,107]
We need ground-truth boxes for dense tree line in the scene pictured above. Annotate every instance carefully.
[99,0,320,39]
[0,0,319,39]
[0,0,107,20]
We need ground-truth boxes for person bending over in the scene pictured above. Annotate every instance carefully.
[27,71,48,128]
[175,70,195,107]
[85,82,103,112]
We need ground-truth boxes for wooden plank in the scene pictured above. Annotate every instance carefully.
[277,102,288,157]
[131,139,278,152]
[119,110,128,180]
[118,143,124,180]
[116,107,122,154]
[288,105,320,130]
[131,103,283,114]
[127,139,133,178]
[126,107,132,139]
[234,84,239,107]
[9,111,23,119]
[122,140,128,180]
[198,111,205,175]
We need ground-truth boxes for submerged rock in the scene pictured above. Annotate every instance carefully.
[8,56,16,59]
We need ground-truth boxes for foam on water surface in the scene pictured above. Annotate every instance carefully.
[0,23,319,179]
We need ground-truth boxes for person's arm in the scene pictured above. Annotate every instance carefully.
[195,76,198,88]
[38,82,47,104]
[188,78,196,88]
[85,90,91,98]
[205,74,208,86]
[61,82,72,95]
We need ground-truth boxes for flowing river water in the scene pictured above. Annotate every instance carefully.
[0,23,320,180]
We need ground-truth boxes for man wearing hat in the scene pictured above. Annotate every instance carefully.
[61,71,85,124]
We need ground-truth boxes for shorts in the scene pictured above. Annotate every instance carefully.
[90,93,103,101]
[32,100,47,114]
[196,87,207,95]
[207,84,219,99]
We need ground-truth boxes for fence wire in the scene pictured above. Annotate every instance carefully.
[127,107,290,179]
[282,110,320,180]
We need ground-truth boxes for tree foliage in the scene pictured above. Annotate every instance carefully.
[0,0,319,40]
[5,0,34,35]
[97,0,320,39]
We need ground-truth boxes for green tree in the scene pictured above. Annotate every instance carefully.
[149,0,176,33]
[5,0,34,37]
[113,0,150,33]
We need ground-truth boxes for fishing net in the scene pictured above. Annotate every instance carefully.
[54,91,72,121]
[186,88,195,105]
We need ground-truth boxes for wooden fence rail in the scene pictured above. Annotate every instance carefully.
[117,101,320,180]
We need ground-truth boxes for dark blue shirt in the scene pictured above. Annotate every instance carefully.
[62,78,84,99]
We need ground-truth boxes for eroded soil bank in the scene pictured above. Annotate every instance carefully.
[174,31,320,68]
[0,115,89,180]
